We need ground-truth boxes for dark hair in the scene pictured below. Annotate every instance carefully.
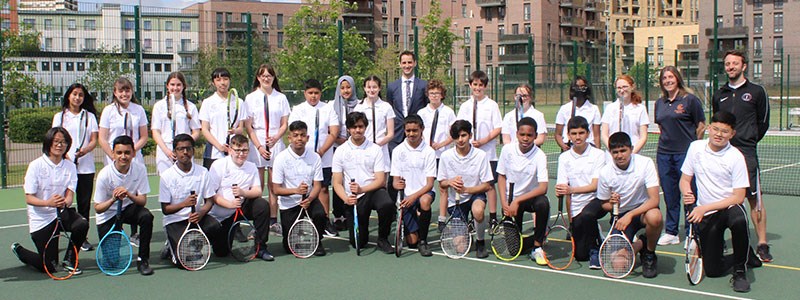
[569,75,593,101]
[723,49,748,65]
[710,111,737,129]
[426,79,447,98]
[211,67,231,79]
[60,83,97,119]
[517,116,537,132]
[608,132,632,150]
[172,133,195,150]
[229,134,249,147]
[362,75,382,100]
[399,50,416,61]
[346,111,368,129]
[112,135,134,150]
[449,120,472,139]
[404,114,424,129]
[251,64,281,92]
[43,127,72,158]
[165,72,192,120]
[304,79,322,91]
[468,70,489,86]
[658,66,688,99]
[289,120,308,132]
[567,115,590,131]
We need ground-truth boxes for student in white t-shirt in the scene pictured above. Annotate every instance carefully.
[199,67,247,169]
[52,83,98,251]
[555,76,602,150]
[332,112,395,254]
[98,77,149,166]
[206,134,274,261]
[151,72,201,174]
[679,111,754,293]
[497,117,550,265]
[12,127,88,275]
[272,121,328,257]
[354,75,394,171]
[437,120,494,259]
[555,116,608,268]
[93,135,154,276]
[501,84,547,146]
[456,70,503,228]
[159,134,219,266]
[596,132,662,279]
[601,75,650,153]
[416,79,456,225]
[391,114,437,257]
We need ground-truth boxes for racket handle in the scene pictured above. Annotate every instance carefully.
[558,195,564,212]
[612,202,619,217]
[190,191,196,213]
[507,182,515,205]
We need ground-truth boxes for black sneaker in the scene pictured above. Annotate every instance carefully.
[377,238,394,254]
[489,217,499,231]
[61,260,82,275]
[747,246,763,268]
[418,240,432,257]
[137,259,154,276]
[756,243,773,262]
[160,244,171,260]
[475,240,489,259]
[731,270,750,293]
[11,243,22,263]
[324,220,339,237]
[333,218,347,231]
[257,248,275,261]
[641,251,658,278]
[81,241,94,252]
[314,243,327,257]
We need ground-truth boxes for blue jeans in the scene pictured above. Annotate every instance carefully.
[657,152,693,236]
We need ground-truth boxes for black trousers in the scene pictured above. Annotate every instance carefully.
[209,197,270,257]
[75,173,94,223]
[97,204,154,261]
[697,204,750,277]
[164,215,221,264]
[279,200,327,253]
[16,208,88,273]
[514,194,550,244]
[571,199,607,261]
[345,188,395,248]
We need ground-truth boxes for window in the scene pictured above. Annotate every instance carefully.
[165,21,173,31]
[84,38,96,51]
[683,35,690,44]
[486,45,492,61]
[734,15,743,27]
[44,38,52,51]
[66,62,74,71]
[400,1,405,16]
[23,18,35,27]
[68,38,76,52]
[753,38,762,58]
[753,14,762,34]
[498,25,504,37]
[657,53,664,66]
[68,19,76,30]
[734,0,743,12]
[181,39,191,52]
[774,62,782,78]
[217,31,223,46]
[524,23,531,34]
[277,14,283,29]
[241,13,249,23]
[1,19,10,30]
[53,62,61,71]
[144,20,152,31]
[216,12,223,28]
[85,19,96,31]
[124,39,135,51]
[657,36,663,50]
[394,34,399,43]
[180,21,190,32]
[462,4,467,18]
[41,62,50,71]
[774,13,783,33]
[382,4,387,15]
[692,35,698,44]
[754,0,762,10]
[44,19,53,30]
[774,37,783,56]
[464,28,470,44]
[394,18,399,32]
[277,32,284,48]
[382,35,388,47]
[716,16,723,27]
[144,63,151,72]
[77,62,85,71]
[411,1,416,17]
[155,63,162,72]
[166,39,174,52]
[486,7,493,20]
[753,62,762,78]
[523,4,530,21]
[465,46,471,63]
[144,38,152,50]
[226,13,232,23]
[181,56,193,68]
[263,14,270,29]
[775,0,783,9]
[512,24,519,35]
[498,6,505,20]
[648,37,654,51]
[124,20,135,30]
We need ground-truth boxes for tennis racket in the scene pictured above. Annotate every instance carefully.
[441,194,472,259]
[395,189,405,257]
[599,202,634,278]
[287,207,319,259]
[225,88,240,150]
[263,93,271,161]
[96,197,134,276]
[618,98,625,133]
[43,206,79,280]
[313,108,320,153]
[228,184,259,262]
[491,182,522,261]
[351,179,361,256]
[685,204,704,285]
[73,110,88,165]
[176,191,211,271]
[543,195,575,270]
[565,97,577,149]
[514,94,522,129]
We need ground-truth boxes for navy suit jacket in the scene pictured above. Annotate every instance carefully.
[387,77,428,153]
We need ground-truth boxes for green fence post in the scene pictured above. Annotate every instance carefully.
[413,26,419,77]
[452,68,457,107]
[134,5,143,101]
[0,28,6,188]
[787,55,792,128]
[246,13,253,88]
[780,48,784,130]
[338,20,343,77]
[644,47,650,111]
[528,36,534,90]
[611,42,616,103]
[475,30,481,72]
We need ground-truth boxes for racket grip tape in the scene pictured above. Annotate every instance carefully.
[190,191,196,213]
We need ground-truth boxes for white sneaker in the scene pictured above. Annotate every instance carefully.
[530,247,547,266]
[657,233,680,246]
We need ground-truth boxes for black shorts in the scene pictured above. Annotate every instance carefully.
[322,167,332,187]
[489,160,498,185]
[737,147,761,199]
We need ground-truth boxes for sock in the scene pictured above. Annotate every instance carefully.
[475,219,486,240]
[270,217,277,225]
[419,209,431,242]
[489,212,497,221]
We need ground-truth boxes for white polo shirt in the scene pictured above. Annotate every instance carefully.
[152,96,201,174]
[272,148,323,210]
[159,162,214,226]
[288,101,339,168]
[417,104,457,158]
[93,162,150,225]
[390,140,437,196]
[52,109,98,174]
[206,156,261,222]
[501,106,548,143]
[601,100,650,147]
[555,101,602,144]
[437,146,494,207]
[245,89,290,167]
[198,93,247,159]
[681,140,749,215]
[456,96,503,161]
[557,146,607,217]
[331,138,386,198]
[354,98,394,169]
[597,154,659,214]
[24,155,78,232]
[496,142,549,199]
[99,103,148,165]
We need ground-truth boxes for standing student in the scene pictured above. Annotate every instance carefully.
[455,70,502,228]
[93,135,154,275]
[654,66,706,246]
[98,77,148,166]
[354,75,394,171]
[501,84,547,146]
[330,76,359,231]
[244,64,290,235]
[159,134,220,266]
[555,116,607,268]
[496,117,550,265]
[289,79,340,236]
[332,112,396,253]
[555,76,601,150]
[417,79,456,214]
[11,127,88,275]
[391,115,437,256]
[601,75,650,153]
[711,49,772,263]
[387,50,429,153]
[206,134,274,261]
[52,83,98,252]
[272,121,328,256]
[437,120,494,258]
[152,72,201,174]
[597,132,662,278]
[680,111,754,293]
[199,67,247,169]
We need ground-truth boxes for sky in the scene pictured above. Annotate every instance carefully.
[82,0,301,9]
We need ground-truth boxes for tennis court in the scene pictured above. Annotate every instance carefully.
[0,176,797,300]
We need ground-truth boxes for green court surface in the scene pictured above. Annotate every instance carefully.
[0,177,798,300]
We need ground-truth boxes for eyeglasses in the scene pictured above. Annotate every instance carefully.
[258,74,274,79]
[231,148,249,155]
[175,146,194,153]
[428,92,442,96]
[572,86,588,92]
[53,140,67,146]
[515,94,531,99]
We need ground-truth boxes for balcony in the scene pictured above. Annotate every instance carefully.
[621,39,634,47]
[585,1,603,12]
[621,26,634,34]
[559,37,585,46]
[585,20,602,30]
[677,43,699,52]
[498,34,530,45]
[342,6,373,18]
[500,73,530,83]
[704,26,748,39]
[560,16,585,27]
[498,53,530,64]
[476,0,506,8]
[226,22,259,31]
[345,22,375,34]
[559,0,584,8]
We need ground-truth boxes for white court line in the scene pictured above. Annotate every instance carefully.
[0,208,164,230]
[761,161,800,173]
[0,195,161,214]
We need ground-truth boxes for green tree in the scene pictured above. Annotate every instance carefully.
[82,47,134,101]
[2,21,48,108]
[192,35,271,101]
[418,0,459,81]
[275,0,374,95]
[627,61,658,90]
[369,43,401,84]
[564,57,589,87]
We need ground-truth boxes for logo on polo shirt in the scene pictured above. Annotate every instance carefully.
[674,104,685,114]
[742,93,752,102]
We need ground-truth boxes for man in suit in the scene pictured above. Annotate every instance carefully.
[388,50,429,154]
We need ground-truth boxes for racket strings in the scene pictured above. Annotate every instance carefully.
[441,219,470,258]
[686,238,703,284]
[543,225,575,269]
[178,231,211,269]
[600,236,634,278]
[44,232,78,279]
[230,222,257,261]
[288,220,318,258]
[97,232,132,274]
[491,222,521,259]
